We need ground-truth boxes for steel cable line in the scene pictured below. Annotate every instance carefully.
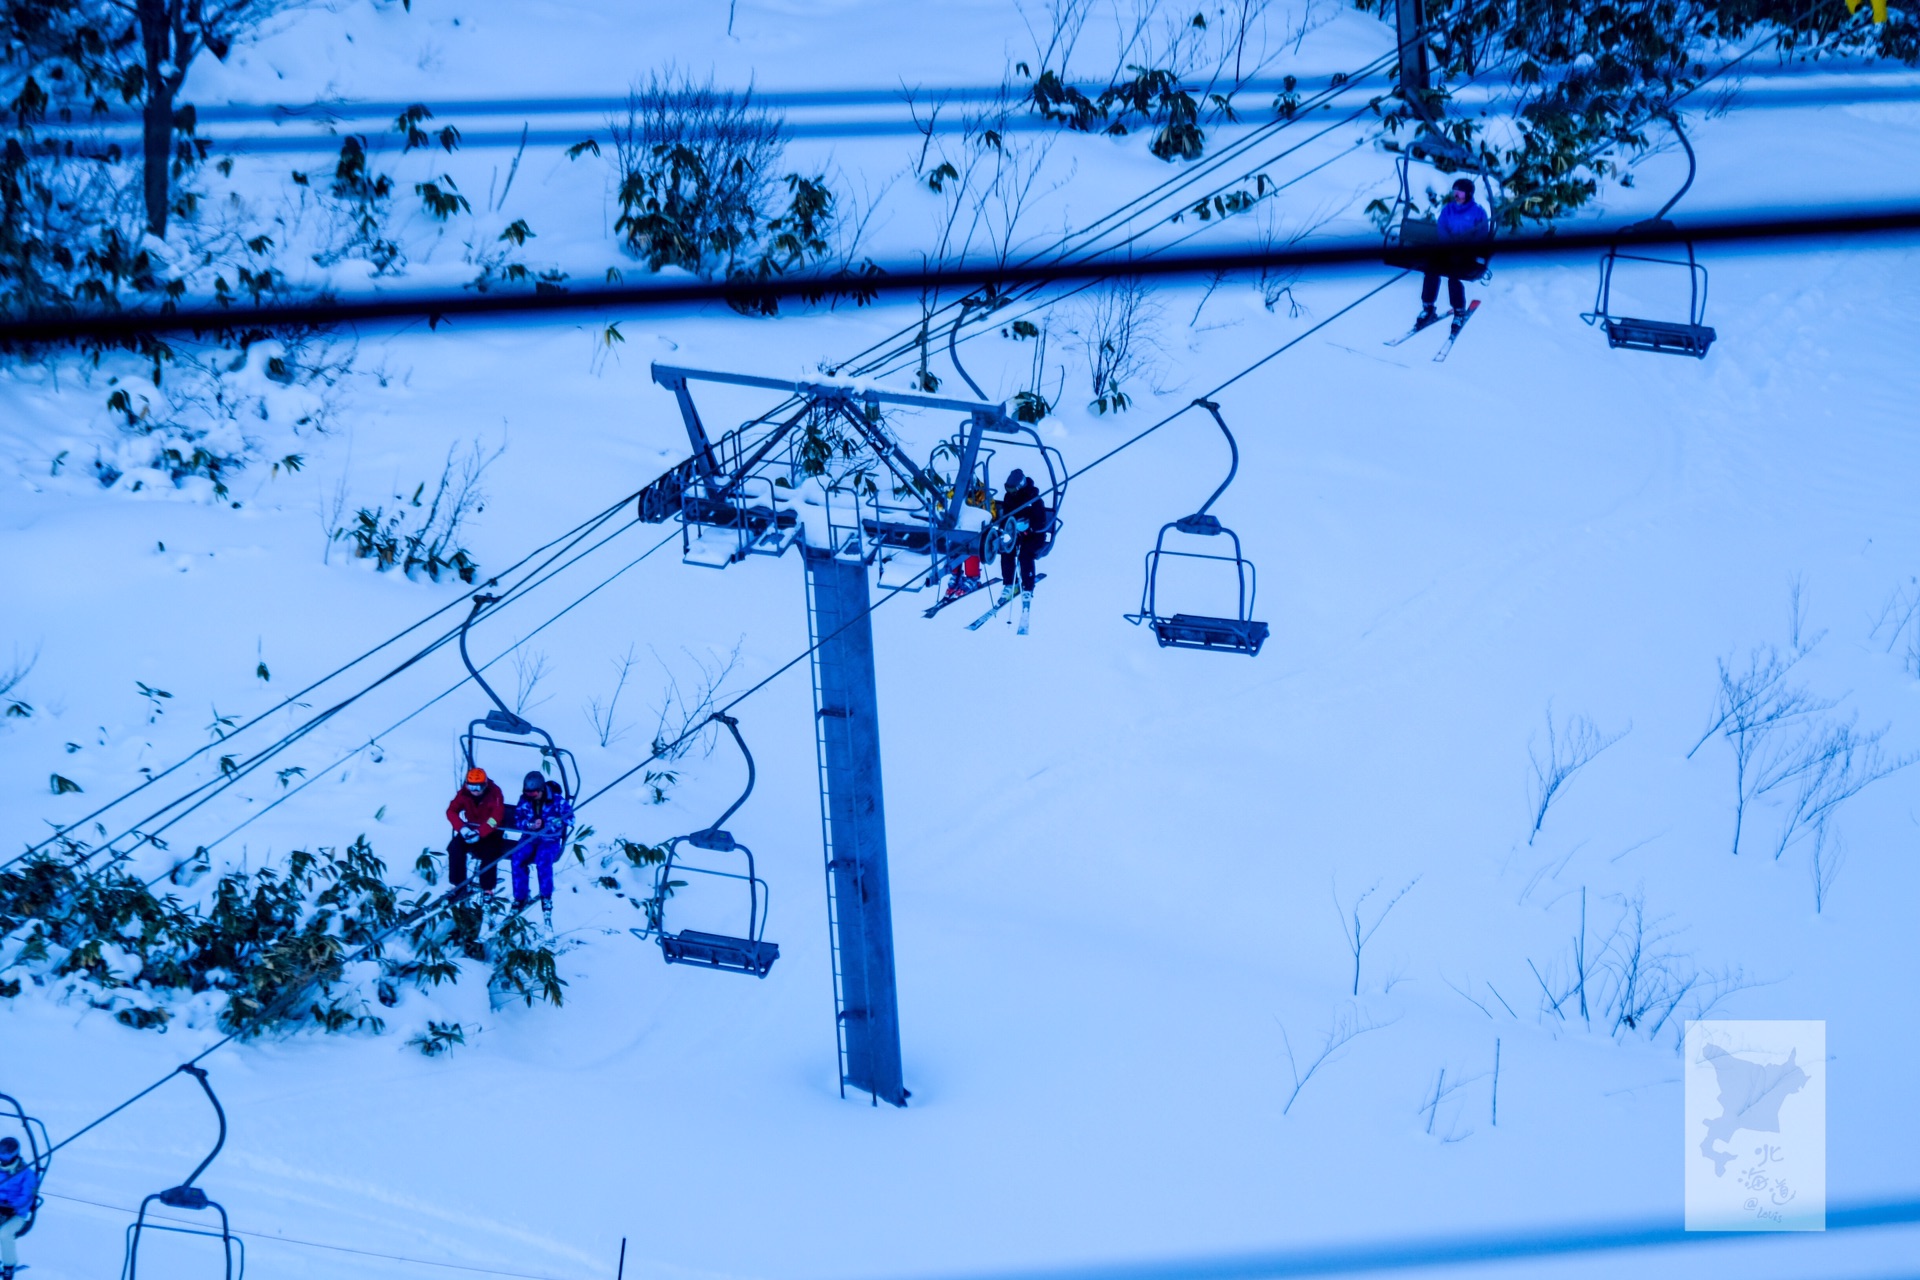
[26,0,1882,1179]
[856,0,1555,388]
[116,511,658,883]
[831,47,1406,381]
[18,0,1376,887]
[3,488,643,873]
[45,254,1409,1163]
[860,98,1382,385]
[43,568,922,1158]
[46,495,643,885]
[48,55,1898,128]
[13,200,1912,347]
[831,0,1518,381]
[43,1192,583,1280]
[161,524,682,875]
[59,75,1920,155]
[46,503,644,914]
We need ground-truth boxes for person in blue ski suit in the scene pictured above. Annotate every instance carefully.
[1418,177,1490,333]
[509,773,572,921]
[0,1135,40,1280]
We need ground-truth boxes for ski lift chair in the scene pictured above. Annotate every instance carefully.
[1380,140,1493,284]
[1581,114,1716,358]
[0,1091,51,1240]
[457,597,580,802]
[1125,400,1269,656]
[630,714,779,978]
[122,1066,243,1280]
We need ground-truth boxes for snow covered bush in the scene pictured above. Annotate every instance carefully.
[597,68,854,304]
[1359,0,1920,226]
[608,71,787,274]
[0,833,580,1041]
[332,441,498,583]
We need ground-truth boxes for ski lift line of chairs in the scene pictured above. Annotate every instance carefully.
[0,1091,50,1240]
[1581,112,1716,358]
[629,713,779,978]
[1124,399,1270,657]
[458,595,580,802]
[122,1065,243,1280]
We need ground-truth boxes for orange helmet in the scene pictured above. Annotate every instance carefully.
[464,767,488,785]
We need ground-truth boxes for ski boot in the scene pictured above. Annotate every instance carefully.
[1450,307,1468,337]
[1415,305,1439,331]
[540,898,554,929]
[996,582,1017,607]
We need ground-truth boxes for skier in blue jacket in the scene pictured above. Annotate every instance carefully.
[1417,177,1490,336]
[0,1136,39,1280]
[509,774,573,926]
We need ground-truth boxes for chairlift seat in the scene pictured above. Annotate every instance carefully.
[1602,316,1715,358]
[1152,613,1269,656]
[660,930,780,977]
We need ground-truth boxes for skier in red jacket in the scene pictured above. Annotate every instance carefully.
[445,766,507,892]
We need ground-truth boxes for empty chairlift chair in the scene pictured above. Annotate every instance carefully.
[122,1066,244,1280]
[457,595,580,802]
[1581,114,1715,359]
[631,714,779,978]
[1125,399,1269,657]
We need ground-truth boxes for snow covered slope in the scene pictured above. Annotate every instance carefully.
[5,3,1920,1280]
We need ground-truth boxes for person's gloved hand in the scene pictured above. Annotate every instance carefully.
[461,826,479,842]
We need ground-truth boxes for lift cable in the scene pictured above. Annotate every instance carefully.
[3,488,643,872]
[30,494,645,886]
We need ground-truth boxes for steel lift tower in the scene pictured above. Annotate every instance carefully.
[637,362,1065,1107]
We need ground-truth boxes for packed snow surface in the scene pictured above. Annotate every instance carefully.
[3,3,1919,1280]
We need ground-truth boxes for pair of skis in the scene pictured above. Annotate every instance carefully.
[1385,299,1479,362]
[967,589,1032,635]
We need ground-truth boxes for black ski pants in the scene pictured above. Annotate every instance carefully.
[1421,267,1467,313]
[1000,532,1044,593]
[448,829,505,892]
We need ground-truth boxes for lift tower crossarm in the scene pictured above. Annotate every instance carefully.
[649,361,998,534]
[650,362,1004,416]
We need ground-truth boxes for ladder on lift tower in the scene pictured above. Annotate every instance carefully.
[807,577,852,1098]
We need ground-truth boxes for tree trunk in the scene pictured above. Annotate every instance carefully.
[137,0,172,238]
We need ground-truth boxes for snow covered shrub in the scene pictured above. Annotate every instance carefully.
[407,1019,465,1056]
[1075,276,1160,415]
[334,441,498,583]
[308,135,403,273]
[1358,0,1920,227]
[1012,0,1294,158]
[0,832,581,1040]
[599,69,858,307]
[608,71,787,274]
[1525,888,1751,1045]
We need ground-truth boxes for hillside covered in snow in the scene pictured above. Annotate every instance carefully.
[3,2,1919,1279]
